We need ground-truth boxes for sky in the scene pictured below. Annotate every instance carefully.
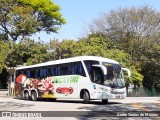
[31,0,160,42]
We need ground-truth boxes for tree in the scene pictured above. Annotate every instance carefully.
[5,40,50,67]
[89,6,160,60]
[142,61,160,90]
[0,0,65,41]
[27,41,50,65]
[0,40,10,89]
[0,40,9,72]
[142,44,160,89]
[87,6,160,89]
[48,39,64,60]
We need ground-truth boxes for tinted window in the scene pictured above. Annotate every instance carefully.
[84,60,99,78]
[26,70,31,78]
[16,61,86,78]
[92,67,103,84]
[47,67,51,76]
[47,66,58,76]
[16,70,26,77]
[35,69,39,78]
[60,64,69,75]
[47,61,86,77]
[70,62,86,76]
[30,69,35,78]
[40,68,47,77]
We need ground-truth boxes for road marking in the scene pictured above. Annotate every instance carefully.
[131,103,151,112]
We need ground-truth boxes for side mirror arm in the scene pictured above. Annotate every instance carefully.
[122,68,131,78]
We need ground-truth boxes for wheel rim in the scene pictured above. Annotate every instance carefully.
[83,91,89,103]
[25,93,28,98]
[83,92,87,101]
[32,92,36,100]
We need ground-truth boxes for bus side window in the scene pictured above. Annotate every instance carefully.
[56,66,60,76]
[74,64,78,74]
[68,63,72,75]
[30,69,35,78]
[84,60,99,80]
[72,63,76,75]
[26,70,31,78]
[77,62,86,77]
[43,68,47,77]
[70,62,86,77]
[48,67,51,76]
[51,67,56,76]
[35,69,39,78]
[40,68,47,78]
[20,70,24,74]
[16,70,20,77]
[60,63,68,75]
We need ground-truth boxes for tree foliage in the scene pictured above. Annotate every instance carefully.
[89,6,160,60]
[0,0,65,41]
[0,40,9,72]
[142,62,160,89]
[5,40,50,67]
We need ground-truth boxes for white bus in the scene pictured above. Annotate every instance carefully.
[15,56,130,104]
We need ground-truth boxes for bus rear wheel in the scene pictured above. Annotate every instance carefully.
[83,91,90,104]
[24,91,30,100]
[102,99,108,104]
[31,91,38,101]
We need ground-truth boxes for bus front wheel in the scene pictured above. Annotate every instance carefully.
[83,91,90,104]
[31,91,38,101]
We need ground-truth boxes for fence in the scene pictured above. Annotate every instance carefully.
[127,87,160,97]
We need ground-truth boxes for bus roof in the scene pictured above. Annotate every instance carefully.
[16,56,119,70]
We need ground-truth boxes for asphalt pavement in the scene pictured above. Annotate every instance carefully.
[0,97,159,120]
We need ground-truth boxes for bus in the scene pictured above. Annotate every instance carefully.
[15,56,130,104]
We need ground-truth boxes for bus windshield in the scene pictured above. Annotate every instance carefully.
[102,62,125,88]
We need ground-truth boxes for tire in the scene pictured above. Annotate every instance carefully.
[102,99,108,104]
[24,91,30,100]
[31,91,38,101]
[83,91,90,104]
[48,98,57,102]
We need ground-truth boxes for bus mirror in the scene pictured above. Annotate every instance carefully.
[92,64,107,75]
[122,68,131,78]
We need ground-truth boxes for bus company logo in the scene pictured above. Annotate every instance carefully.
[2,112,11,117]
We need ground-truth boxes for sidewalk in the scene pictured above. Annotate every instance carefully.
[0,89,8,96]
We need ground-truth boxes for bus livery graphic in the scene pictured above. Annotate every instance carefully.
[52,76,79,83]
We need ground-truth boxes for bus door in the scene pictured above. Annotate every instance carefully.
[92,65,107,99]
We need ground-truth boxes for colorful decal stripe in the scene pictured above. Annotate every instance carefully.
[52,76,79,83]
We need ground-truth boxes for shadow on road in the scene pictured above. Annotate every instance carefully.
[0,101,34,111]
[49,100,121,105]
[76,102,158,120]
[23,98,122,105]
[13,97,123,105]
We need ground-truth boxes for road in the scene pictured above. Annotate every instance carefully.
[0,97,159,120]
